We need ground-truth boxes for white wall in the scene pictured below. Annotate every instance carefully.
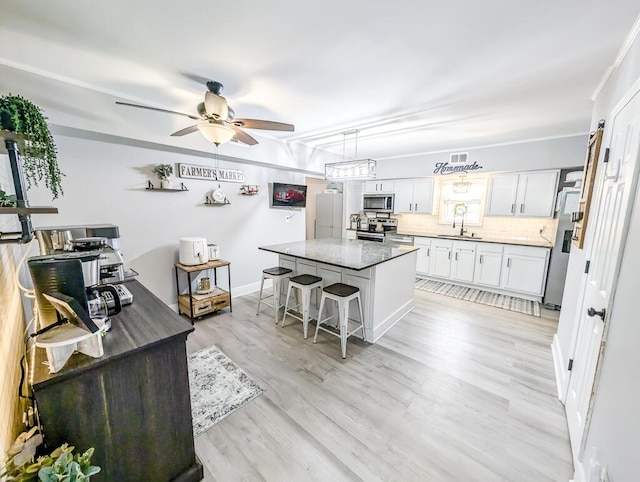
[23,134,308,305]
[556,24,640,482]
[376,135,587,179]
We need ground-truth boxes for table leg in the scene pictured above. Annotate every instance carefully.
[228,264,232,313]
[187,271,194,323]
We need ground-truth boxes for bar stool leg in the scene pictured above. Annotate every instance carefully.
[256,274,266,315]
[282,284,294,326]
[340,299,350,359]
[356,294,365,338]
[272,276,282,322]
[313,292,327,343]
[302,287,312,339]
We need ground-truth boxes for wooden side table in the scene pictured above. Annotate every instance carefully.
[174,259,232,323]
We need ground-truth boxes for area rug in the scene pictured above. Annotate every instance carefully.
[415,279,541,317]
[187,345,265,437]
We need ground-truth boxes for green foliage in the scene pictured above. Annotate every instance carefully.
[0,94,64,199]
[1,430,100,482]
[152,163,173,180]
[0,188,18,207]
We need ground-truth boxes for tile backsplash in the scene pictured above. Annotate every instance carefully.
[397,214,558,244]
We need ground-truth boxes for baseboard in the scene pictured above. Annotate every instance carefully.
[371,299,415,343]
[232,279,270,298]
[571,459,586,482]
[552,334,568,403]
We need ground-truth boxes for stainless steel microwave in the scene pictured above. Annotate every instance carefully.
[363,193,395,213]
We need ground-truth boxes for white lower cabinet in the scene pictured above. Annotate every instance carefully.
[416,238,550,300]
[430,239,453,278]
[345,230,357,240]
[474,244,503,287]
[414,237,431,276]
[500,246,549,296]
[451,241,476,282]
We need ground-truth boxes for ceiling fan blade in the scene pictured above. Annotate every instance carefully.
[231,118,294,131]
[115,101,200,120]
[230,126,258,145]
[170,125,200,136]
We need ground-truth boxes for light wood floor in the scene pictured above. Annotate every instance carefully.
[186,288,573,482]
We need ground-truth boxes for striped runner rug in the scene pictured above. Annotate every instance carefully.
[415,279,541,317]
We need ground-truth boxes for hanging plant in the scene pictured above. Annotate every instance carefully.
[0,94,64,199]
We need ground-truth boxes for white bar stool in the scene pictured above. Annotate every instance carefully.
[313,283,364,359]
[282,274,323,339]
[256,266,294,322]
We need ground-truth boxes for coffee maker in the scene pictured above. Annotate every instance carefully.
[34,224,133,307]
[28,252,122,333]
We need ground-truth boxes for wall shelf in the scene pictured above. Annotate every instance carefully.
[0,206,58,215]
[145,180,188,191]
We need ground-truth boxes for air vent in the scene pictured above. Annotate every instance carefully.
[450,152,469,164]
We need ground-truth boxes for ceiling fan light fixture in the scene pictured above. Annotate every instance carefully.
[197,123,236,145]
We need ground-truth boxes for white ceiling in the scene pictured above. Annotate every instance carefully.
[0,1,638,164]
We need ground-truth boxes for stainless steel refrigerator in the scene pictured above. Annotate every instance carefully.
[315,193,343,239]
[544,186,580,309]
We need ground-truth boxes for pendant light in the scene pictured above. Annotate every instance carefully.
[324,130,377,180]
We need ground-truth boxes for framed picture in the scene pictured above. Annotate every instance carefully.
[572,121,604,249]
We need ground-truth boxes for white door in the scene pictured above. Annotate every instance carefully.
[565,88,640,460]
[415,242,431,275]
[413,179,434,214]
[394,180,415,214]
[452,247,476,282]
[516,170,559,217]
[474,248,503,287]
[501,254,547,295]
[430,243,452,278]
[486,174,519,216]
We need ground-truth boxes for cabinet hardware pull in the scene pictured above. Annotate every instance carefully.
[427,248,430,257]
[479,255,483,264]
[455,252,458,261]
[507,258,511,268]
[448,251,451,260]
[520,204,524,213]
[511,203,515,214]
[409,203,412,211]
[415,203,418,211]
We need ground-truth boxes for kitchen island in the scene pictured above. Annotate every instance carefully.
[259,238,418,343]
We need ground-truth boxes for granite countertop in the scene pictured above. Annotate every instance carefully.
[398,231,552,248]
[259,238,418,271]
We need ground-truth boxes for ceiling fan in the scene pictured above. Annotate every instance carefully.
[115,81,294,146]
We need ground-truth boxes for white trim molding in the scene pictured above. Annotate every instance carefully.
[552,334,569,403]
[592,13,640,100]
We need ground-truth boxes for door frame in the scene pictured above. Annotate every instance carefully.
[564,74,640,460]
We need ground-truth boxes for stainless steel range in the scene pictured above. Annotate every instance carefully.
[356,218,398,243]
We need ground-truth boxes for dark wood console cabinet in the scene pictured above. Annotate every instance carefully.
[32,280,203,481]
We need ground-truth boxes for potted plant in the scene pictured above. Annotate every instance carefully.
[152,163,174,189]
[1,427,100,482]
[0,94,64,199]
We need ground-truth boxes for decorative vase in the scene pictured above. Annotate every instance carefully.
[160,178,173,189]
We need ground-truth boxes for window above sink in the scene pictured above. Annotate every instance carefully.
[438,177,487,226]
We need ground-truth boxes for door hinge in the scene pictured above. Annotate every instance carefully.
[568,359,573,371]
[603,147,610,163]
[585,260,590,273]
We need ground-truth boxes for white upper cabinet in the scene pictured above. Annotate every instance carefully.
[394,179,434,214]
[486,170,559,218]
[364,180,395,193]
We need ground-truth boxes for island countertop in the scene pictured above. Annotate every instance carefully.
[259,238,418,271]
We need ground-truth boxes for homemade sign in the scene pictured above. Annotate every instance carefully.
[178,163,246,183]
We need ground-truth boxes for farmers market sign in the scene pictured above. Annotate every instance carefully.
[178,163,246,183]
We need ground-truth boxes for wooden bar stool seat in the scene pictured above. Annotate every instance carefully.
[256,266,294,322]
[313,282,364,359]
[282,274,323,339]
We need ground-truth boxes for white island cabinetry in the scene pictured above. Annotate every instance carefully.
[262,239,417,343]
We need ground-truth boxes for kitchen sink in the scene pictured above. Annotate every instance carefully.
[436,234,483,240]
